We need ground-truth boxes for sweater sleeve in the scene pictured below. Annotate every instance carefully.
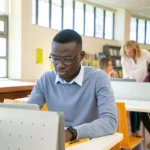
[74,72,118,139]
[143,75,150,82]
[26,75,46,109]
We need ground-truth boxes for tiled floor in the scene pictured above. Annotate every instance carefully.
[124,112,150,150]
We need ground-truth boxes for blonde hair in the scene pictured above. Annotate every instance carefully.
[99,58,110,73]
[120,40,142,59]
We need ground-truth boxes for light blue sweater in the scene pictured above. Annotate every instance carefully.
[27,67,118,139]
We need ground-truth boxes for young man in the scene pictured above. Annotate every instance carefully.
[27,29,118,142]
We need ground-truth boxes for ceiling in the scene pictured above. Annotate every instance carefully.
[87,0,150,19]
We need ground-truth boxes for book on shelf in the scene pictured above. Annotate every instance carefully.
[117,70,123,78]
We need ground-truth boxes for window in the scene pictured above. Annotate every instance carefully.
[0,37,6,56]
[0,59,7,77]
[95,8,103,38]
[130,17,150,44]
[146,21,150,44]
[38,0,49,27]
[105,10,113,39]
[32,0,36,24]
[74,1,84,35]
[51,0,62,30]
[0,15,8,78]
[137,19,145,43]
[130,17,136,41]
[85,4,94,37]
[32,0,114,39]
[63,0,73,29]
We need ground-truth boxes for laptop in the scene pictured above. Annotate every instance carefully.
[0,107,65,150]
[0,103,64,150]
[0,103,40,110]
[110,78,136,82]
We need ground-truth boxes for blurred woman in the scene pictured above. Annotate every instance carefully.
[121,40,150,137]
[99,58,117,78]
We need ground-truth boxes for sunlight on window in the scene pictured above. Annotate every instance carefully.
[0,37,6,56]
[105,10,113,39]
[95,8,103,38]
[32,0,36,24]
[0,59,6,77]
[0,20,4,32]
[137,19,145,44]
[63,0,73,29]
[38,0,49,27]
[51,0,62,30]
[130,17,136,41]
[74,1,84,35]
[146,21,150,44]
[85,4,94,37]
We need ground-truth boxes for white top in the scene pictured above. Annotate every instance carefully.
[121,49,150,82]
[66,133,123,150]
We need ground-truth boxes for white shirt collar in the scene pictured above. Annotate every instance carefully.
[55,65,84,86]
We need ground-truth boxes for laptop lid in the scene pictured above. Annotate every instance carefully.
[110,78,136,82]
[0,107,65,150]
[0,103,39,110]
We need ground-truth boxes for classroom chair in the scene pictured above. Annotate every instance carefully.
[116,102,143,150]
[4,99,48,111]
[110,143,121,150]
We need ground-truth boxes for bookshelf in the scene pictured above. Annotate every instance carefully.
[103,44,122,78]
[82,53,99,68]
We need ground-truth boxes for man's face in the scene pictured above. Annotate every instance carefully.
[51,41,85,82]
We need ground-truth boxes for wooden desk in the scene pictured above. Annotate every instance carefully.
[66,133,123,150]
[0,80,35,102]
[116,99,150,113]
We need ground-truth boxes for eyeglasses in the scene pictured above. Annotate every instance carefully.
[49,52,80,66]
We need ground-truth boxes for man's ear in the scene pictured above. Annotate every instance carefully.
[80,51,85,61]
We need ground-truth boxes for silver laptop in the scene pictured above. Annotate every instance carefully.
[0,103,40,110]
[0,103,64,150]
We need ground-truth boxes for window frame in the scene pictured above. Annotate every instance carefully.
[0,15,8,78]
[33,0,115,40]
[130,16,150,45]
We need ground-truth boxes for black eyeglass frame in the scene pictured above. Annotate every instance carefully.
[49,52,81,66]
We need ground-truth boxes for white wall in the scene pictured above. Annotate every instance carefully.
[9,0,22,79]
[8,0,150,80]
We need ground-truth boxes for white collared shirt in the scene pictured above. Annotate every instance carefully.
[55,65,84,86]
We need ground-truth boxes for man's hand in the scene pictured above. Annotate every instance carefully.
[65,129,72,142]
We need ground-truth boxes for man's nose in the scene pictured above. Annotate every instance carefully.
[57,60,65,68]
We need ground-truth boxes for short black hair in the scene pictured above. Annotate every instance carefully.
[53,29,82,46]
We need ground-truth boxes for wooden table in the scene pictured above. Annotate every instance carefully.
[0,80,35,102]
[66,133,123,150]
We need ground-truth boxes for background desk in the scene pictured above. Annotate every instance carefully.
[0,80,35,102]
[66,133,123,150]
[116,99,150,113]
[116,99,150,149]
